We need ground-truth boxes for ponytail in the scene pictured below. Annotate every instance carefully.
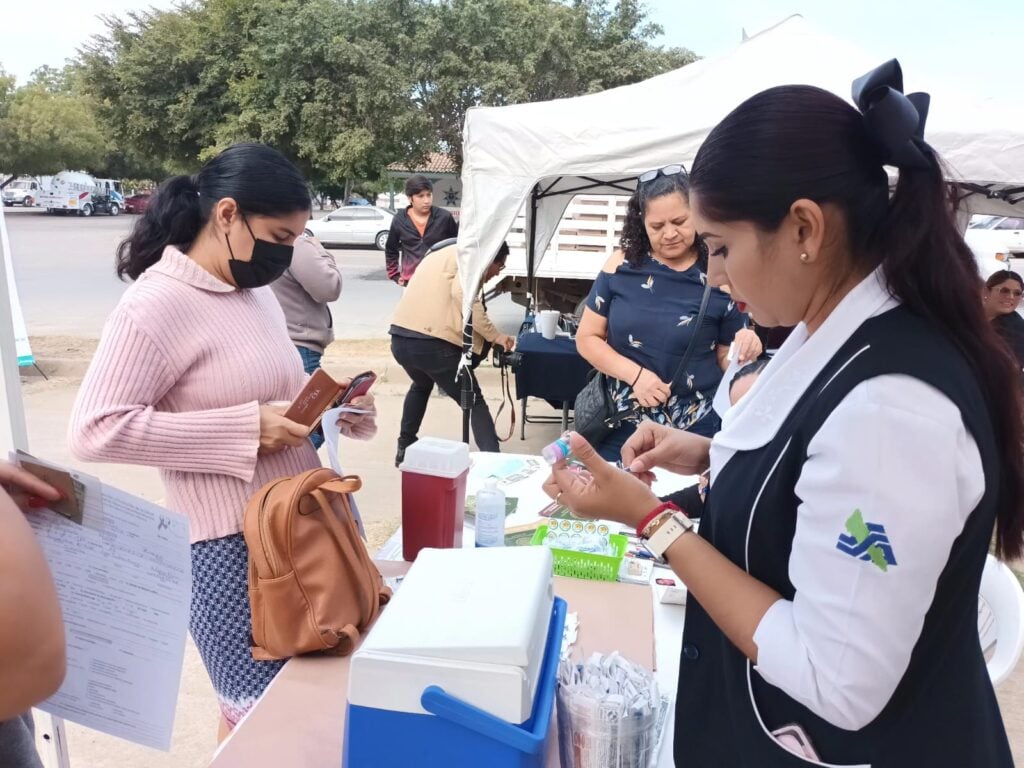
[115,143,311,282]
[875,156,1024,560]
[690,64,1024,560]
[116,175,203,281]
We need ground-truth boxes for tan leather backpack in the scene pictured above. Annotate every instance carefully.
[243,468,391,661]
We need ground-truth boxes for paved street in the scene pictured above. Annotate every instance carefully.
[2,206,524,341]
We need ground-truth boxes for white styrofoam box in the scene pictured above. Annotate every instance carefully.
[348,547,554,723]
[398,437,471,479]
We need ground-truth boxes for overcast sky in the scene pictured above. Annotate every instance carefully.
[1,0,1019,101]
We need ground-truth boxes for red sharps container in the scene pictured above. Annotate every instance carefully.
[399,438,470,561]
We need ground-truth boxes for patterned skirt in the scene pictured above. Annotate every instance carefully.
[190,533,286,728]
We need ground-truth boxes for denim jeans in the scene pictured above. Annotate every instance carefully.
[296,346,325,449]
[390,335,500,452]
[0,713,42,768]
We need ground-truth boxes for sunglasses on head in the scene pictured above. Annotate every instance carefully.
[638,164,688,185]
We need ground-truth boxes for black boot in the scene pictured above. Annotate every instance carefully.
[395,438,416,468]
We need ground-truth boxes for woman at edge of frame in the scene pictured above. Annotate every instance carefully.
[544,59,1022,767]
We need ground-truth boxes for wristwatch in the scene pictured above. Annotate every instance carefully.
[643,510,696,560]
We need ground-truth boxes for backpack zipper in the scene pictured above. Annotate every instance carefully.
[258,478,289,576]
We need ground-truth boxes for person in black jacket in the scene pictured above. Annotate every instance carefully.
[984,270,1024,373]
[385,175,459,286]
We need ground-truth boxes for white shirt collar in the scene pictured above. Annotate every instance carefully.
[713,268,899,457]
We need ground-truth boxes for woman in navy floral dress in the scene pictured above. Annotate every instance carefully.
[576,168,761,460]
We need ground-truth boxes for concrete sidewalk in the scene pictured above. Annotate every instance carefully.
[19,336,1024,766]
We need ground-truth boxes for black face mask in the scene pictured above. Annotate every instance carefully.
[226,215,294,289]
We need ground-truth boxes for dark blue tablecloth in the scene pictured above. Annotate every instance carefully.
[513,331,593,407]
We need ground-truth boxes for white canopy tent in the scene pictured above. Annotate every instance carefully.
[455,15,1024,319]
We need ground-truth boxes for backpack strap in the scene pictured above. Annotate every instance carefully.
[309,485,383,626]
[317,476,363,495]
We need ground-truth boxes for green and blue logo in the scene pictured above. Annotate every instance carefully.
[836,509,897,572]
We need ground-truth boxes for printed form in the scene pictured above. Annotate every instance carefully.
[23,462,191,751]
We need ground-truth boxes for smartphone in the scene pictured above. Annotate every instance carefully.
[771,724,820,760]
[337,370,377,407]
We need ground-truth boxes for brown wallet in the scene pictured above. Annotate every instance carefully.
[284,369,345,433]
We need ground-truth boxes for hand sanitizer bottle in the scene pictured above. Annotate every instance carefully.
[475,477,506,548]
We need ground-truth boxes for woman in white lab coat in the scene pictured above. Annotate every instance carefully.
[545,60,1023,767]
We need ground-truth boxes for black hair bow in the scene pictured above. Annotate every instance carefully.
[851,59,932,170]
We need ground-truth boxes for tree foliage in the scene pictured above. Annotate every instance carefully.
[4,0,695,188]
[0,81,107,180]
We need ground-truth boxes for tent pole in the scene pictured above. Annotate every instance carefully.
[460,321,473,445]
[526,184,539,314]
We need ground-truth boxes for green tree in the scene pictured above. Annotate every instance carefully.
[27,65,74,94]
[0,68,15,112]
[77,0,696,184]
[0,81,106,187]
[216,0,432,189]
[411,0,697,167]
[79,6,232,173]
[79,0,432,189]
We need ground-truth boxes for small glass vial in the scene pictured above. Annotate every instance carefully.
[541,432,573,465]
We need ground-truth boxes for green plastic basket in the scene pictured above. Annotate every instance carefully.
[531,524,627,582]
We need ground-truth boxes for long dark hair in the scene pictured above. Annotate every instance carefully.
[620,173,704,269]
[116,143,311,281]
[690,84,1024,560]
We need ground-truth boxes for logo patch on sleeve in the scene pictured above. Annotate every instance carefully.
[836,509,897,572]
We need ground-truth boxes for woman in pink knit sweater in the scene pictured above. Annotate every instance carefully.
[69,144,377,738]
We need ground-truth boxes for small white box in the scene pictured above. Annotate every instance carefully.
[348,546,554,724]
[656,581,688,605]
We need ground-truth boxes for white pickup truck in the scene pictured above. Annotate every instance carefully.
[965,214,1024,279]
[494,194,625,313]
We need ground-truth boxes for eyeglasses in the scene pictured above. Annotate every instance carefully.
[638,164,688,185]
[997,286,1023,299]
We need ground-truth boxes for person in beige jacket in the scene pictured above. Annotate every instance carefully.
[389,240,515,464]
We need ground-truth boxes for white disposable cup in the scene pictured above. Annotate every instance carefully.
[537,310,559,340]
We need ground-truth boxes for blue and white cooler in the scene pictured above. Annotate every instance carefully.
[344,546,566,767]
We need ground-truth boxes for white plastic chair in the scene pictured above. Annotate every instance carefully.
[978,554,1024,686]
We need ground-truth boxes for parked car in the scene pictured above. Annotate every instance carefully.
[305,206,395,250]
[2,178,43,207]
[124,192,152,214]
[965,214,1024,279]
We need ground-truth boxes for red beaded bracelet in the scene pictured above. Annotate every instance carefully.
[636,501,681,538]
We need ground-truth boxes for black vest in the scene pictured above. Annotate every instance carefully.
[675,306,1012,767]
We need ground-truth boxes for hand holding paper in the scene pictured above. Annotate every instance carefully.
[335,394,378,440]
[0,459,64,512]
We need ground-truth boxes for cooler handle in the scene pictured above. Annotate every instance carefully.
[420,597,567,755]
